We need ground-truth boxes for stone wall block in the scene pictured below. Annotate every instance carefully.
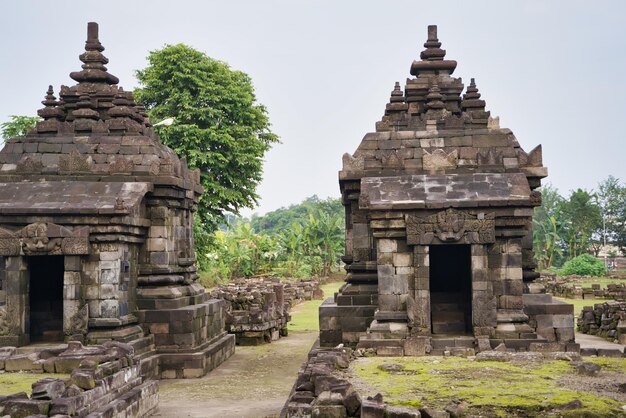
[392,253,412,267]
[377,239,397,253]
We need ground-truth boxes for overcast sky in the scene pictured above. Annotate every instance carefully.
[1,1,624,216]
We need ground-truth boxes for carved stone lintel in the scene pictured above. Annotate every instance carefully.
[0,223,90,256]
[406,208,495,245]
[61,237,90,255]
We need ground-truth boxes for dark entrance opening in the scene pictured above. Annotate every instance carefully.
[27,256,64,342]
[429,245,472,334]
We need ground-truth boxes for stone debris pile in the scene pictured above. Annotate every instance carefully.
[578,300,626,345]
[209,277,324,345]
[0,341,157,417]
[538,275,626,300]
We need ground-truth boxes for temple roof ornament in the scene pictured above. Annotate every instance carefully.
[410,25,457,76]
[70,22,119,85]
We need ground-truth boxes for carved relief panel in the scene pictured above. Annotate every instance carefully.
[406,208,495,245]
[0,223,89,256]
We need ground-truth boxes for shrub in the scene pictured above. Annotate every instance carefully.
[558,254,607,276]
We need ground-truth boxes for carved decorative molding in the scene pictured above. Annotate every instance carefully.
[406,208,495,245]
[59,150,93,173]
[0,223,89,256]
[0,304,19,336]
[423,149,457,171]
[66,304,88,336]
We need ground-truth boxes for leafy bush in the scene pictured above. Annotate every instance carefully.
[558,254,606,276]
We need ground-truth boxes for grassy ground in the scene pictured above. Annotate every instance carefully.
[574,276,625,289]
[288,281,343,332]
[0,373,68,396]
[555,297,611,318]
[351,356,626,417]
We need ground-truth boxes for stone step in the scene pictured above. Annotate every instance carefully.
[432,311,465,322]
[432,322,466,334]
[357,338,404,348]
[432,303,467,312]
[431,336,475,349]
[361,331,409,340]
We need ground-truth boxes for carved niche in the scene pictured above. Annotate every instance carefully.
[0,223,89,256]
[406,208,495,245]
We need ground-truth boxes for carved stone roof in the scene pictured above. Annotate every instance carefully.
[340,25,547,197]
[359,173,532,210]
[0,182,151,215]
[0,22,201,196]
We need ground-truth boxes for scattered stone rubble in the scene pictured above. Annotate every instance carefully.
[578,300,626,345]
[538,275,626,300]
[209,277,324,345]
[0,341,157,418]
[283,347,426,418]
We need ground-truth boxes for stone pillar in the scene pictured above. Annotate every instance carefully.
[471,244,496,336]
[490,239,532,339]
[375,238,409,316]
[1,256,28,345]
[63,256,87,340]
[410,245,430,335]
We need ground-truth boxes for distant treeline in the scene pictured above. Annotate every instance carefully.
[197,195,344,286]
[533,176,626,271]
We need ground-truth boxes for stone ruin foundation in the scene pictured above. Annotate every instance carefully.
[0,21,236,417]
[319,25,576,355]
[0,341,158,417]
[209,277,323,345]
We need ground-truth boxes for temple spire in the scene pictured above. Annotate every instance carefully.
[70,22,119,85]
[410,24,457,76]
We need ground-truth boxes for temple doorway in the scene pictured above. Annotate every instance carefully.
[27,256,64,342]
[429,245,472,334]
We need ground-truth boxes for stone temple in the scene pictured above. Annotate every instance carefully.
[320,25,575,355]
[0,22,234,377]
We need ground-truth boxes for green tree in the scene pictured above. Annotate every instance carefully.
[533,184,564,270]
[596,176,626,253]
[1,115,40,142]
[560,189,602,259]
[134,44,279,232]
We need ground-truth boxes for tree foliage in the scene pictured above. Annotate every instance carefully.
[134,44,279,231]
[198,196,344,285]
[533,177,626,272]
[558,254,607,276]
[1,115,40,142]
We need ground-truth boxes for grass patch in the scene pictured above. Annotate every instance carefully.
[352,357,626,417]
[0,372,68,396]
[289,281,343,332]
[555,297,611,319]
[575,277,625,289]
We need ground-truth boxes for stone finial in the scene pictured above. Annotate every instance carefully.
[390,82,404,103]
[421,25,445,61]
[425,84,445,111]
[461,78,486,111]
[37,86,64,121]
[70,22,119,84]
[410,25,457,76]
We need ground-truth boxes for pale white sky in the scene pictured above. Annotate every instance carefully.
[1,1,624,216]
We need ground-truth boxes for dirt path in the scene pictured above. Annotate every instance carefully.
[152,330,318,418]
